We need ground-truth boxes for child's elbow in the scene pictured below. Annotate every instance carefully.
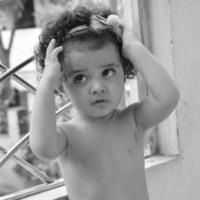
[30,145,57,161]
[29,135,57,161]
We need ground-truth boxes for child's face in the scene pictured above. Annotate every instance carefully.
[62,43,125,119]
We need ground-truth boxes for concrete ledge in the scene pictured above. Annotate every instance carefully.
[145,155,179,169]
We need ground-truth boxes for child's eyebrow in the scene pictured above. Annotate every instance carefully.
[100,62,120,68]
[67,69,88,77]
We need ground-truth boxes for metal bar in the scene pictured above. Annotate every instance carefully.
[0,178,65,200]
[0,147,53,183]
[55,102,73,115]
[0,134,29,166]
[0,56,34,82]
[0,102,73,167]
[0,63,36,94]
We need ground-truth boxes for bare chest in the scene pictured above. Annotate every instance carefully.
[59,123,147,199]
[70,123,142,169]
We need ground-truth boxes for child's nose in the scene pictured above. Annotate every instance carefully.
[90,80,107,95]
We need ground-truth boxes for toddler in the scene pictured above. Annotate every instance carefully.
[30,5,180,200]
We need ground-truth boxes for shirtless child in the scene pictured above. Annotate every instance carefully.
[30,5,180,200]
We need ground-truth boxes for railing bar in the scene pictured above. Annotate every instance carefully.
[11,74,36,94]
[55,102,73,115]
[1,178,65,200]
[0,56,34,82]
[0,63,36,94]
[0,147,53,183]
[11,155,53,183]
[0,134,29,166]
[0,102,73,167]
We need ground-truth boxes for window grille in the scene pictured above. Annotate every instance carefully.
[0,58,70,199]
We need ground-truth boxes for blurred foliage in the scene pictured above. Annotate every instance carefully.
[34,0,110,27]
[0,0,25,29]
[0,106,8,134]
[34,0,74,27]
[0,0,109,29]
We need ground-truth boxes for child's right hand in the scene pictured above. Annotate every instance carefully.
[42,39,63,90]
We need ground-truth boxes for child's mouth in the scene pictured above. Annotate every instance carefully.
[91,99,109,106]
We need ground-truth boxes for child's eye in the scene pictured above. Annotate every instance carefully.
[73,74,87,84]
[102,68,116,78]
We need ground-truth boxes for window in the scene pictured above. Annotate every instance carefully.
[0,0,179,199]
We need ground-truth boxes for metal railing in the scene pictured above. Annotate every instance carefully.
[0,59,36,94]
[0,146,53,183]
[0,57,72,184]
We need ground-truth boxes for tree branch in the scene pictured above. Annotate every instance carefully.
[8,28,16,52]
[0,31,4,52]
[0,31,5,61]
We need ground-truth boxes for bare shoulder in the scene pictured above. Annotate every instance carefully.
[56,120,81,155]
[56,121,72,157]
[117,103,144,139]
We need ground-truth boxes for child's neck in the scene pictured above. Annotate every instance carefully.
[74,109,117,124]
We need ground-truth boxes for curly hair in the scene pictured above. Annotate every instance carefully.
[34,6,137,79]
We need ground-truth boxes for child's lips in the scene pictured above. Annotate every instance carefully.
[91,99,110,106]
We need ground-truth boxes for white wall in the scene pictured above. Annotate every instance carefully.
[144,0,200,199]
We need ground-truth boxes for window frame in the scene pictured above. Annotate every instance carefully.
[114,0,180,158]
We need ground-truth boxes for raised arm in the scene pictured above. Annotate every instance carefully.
[122,26,180,132]
[30,39,67,160]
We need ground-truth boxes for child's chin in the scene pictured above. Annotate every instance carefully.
[89,109,115,119]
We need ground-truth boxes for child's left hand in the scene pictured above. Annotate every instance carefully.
[106,15,139,59]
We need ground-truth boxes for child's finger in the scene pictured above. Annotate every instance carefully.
[46,39,56,58]
[51,46,63,61]
[43,46,63,80]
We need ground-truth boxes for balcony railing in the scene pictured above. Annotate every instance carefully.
[0,57,70,199]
